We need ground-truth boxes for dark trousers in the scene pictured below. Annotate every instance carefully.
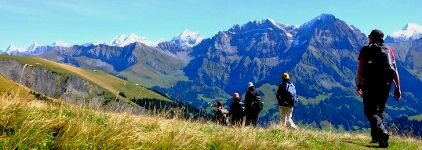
[245,112,258,126]
[231,115,244,126]
[362,83,391,140]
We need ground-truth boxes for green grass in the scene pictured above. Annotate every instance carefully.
[257,83,278,113]
[118,63,189,88]
[1,93,421,149]
[117,44,188,88]
[408,114,422,121]
[257,83,334,107]
[0,75,35,100]
[299,94,332,105]
[0,54,171,102]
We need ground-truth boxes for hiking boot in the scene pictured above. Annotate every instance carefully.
[378,132,389,148]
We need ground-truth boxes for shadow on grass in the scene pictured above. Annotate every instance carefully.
[345,140,380,148]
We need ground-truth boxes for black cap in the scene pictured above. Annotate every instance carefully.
[369,29,384,39]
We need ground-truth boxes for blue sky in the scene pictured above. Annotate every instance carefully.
[0,0,421,50]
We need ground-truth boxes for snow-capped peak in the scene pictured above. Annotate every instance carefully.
[172,29,203,47]
[391,23,422,41]
[301,14,336,29]
[265,18,285,29]
[6,44,25,52]
[82,41,105,47]
[110,33,154,47]
[50,41,72,47]
[27,42,40,51]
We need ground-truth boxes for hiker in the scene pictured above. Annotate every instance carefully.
[356,29,401,148]
[229,92,245,126]
[244,82,263,127]
[213,101,229,126]
[276,73,298,129]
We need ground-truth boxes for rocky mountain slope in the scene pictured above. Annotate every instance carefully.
[0,55,174,114]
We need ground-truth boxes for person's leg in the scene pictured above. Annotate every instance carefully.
[236,116,244,126]
[231,116,235,125]
[245,109,254,126]
[281,106,287,126]
[375,113,389,148]
[252,113,258,127]
[364,99,378,142]
[283,106,290,126]
[234,115,243,126]
[232,116,237,126]
[221,116,226,125]
[365,112,380,142]
[279,106,286,127]
[287,107,297,129]
[245,113,251,126]
[376,84,392,148]
[363,85,379,142]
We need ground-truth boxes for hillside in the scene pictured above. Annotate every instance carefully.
[0,54,171,103]
[0,75,42,100]
[0,93,421,149]
[0,55,209,119]
[390,114,422,137]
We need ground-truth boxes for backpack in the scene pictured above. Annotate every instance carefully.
[238,101,246,116]
[252,95,263,112]
[278,82,297,107]
[364,44,396,84]
[230,100,245,117]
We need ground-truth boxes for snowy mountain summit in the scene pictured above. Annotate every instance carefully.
[4,41,72,55]
[27,43,41,51]
[6,44,26,53]
[110,33,155,47]
[387,23,422,42]
[172,30,203,48]
[50,41,72,47]
[156,30,203,56]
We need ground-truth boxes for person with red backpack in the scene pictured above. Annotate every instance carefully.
[356,29,402,148]
[276,73,298,129]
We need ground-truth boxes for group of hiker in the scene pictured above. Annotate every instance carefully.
[212,29,402,148]
[213,72,298,129]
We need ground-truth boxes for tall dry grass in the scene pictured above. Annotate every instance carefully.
[0,93,421,149]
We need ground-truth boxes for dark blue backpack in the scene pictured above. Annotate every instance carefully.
[278,82,298,107]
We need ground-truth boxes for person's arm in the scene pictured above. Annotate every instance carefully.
[356,59,365,93]
[229,103,234,116]
[388,47,401,101]
[293,84,298,104]
[276,85,281,101]
[244,92,250,106]
[393,63,401,100]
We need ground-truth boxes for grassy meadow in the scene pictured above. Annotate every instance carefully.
[0,91,421,149]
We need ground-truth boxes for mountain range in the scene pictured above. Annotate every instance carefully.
[3,14,422,131]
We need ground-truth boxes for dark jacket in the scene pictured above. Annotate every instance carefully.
[229,99,245,117]
[276,80,297,107]
[244,88,259,112]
